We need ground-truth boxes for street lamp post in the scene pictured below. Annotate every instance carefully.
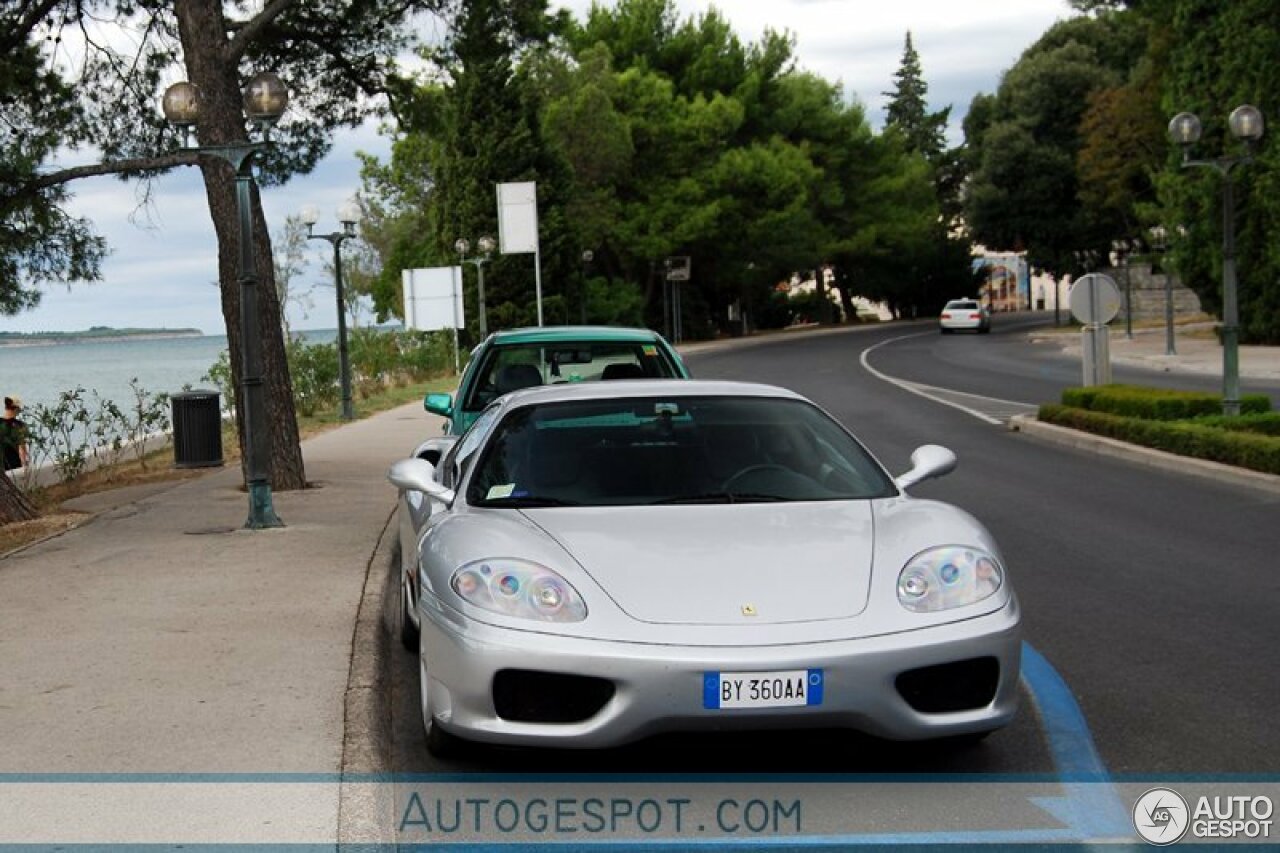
[1149,225,1175,355]
[455,236,496,339]
[1071,248,1104,329]
[1112,239,1134,339]
[580,250,594,325]
[1169,105,1265,416]
[163,73,288,530]
[301,200,361,421]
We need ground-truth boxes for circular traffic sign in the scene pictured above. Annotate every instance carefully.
[1068,273,1122,325]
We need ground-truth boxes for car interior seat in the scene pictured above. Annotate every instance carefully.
[494,363,543,395]
[600,362,646,380]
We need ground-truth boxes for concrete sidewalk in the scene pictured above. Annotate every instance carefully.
[1030,321,1280,381]
[0,401,437,789]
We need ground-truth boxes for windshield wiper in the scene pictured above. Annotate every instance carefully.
[652,492,789,504]
[484,496,582,507]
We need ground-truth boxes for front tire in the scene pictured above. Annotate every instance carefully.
[397,570,419,651]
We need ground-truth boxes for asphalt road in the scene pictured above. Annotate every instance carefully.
[385,319,1280,776]
[867,313,1280,411]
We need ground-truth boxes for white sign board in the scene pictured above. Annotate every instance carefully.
[665,256,691,281]
[402,266,464,331]
[497,181,539,255]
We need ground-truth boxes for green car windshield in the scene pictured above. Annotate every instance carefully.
[462,341,681,413]
[467,396,897,507]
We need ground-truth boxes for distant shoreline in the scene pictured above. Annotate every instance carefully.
[0,328,204,348]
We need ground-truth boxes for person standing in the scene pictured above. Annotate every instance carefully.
[2,396,30,473]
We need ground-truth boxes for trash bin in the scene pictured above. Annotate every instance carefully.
[171,390,224,468]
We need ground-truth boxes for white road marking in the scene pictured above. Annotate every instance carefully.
[859,332,1039,425]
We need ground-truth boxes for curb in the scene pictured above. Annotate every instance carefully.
[1009,414,1280,496]
[337,504,398,844]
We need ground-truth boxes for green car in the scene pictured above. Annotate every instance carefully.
[424,325,691,434]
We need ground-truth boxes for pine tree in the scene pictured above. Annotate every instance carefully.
[882,32,950,163]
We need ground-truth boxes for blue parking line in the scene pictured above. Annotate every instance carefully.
[1019,641,1131,840]
[1019,642,1109,778]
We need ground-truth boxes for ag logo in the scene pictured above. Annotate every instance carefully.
[1133,787,1190,845]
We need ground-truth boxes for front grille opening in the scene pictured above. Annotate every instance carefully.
[492,669,615,723]
[895,656,1000,713]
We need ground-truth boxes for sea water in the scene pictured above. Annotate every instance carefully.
[0,329,338,413]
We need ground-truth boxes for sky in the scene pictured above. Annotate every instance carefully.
[2,0,1075,336]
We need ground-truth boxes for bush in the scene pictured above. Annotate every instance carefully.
[1186,412,1280,436]
[349,327,400,398]
[201,350,235,416]
[209,329,457,421]
[397,330,455,380]
[1038,404,1280,475]
[22,382,171,484]
[287,337,340,416]
[1059,384,1271,420]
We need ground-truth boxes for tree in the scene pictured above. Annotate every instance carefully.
[273,214,312,336]
[2,0,446,492]
[1152,0,1280,342]
[0,3,106,316]
[882,32,949,163]
[359,0,562,333]
[0,475,38,524]
[362,0,958,336]
[963,14,1142,275]
[880,31,970,310]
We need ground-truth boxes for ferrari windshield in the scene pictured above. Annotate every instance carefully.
[467,396,896,507]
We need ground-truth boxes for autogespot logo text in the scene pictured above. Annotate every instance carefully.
[1133,788,1190,846]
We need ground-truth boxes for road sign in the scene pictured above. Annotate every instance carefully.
[665,256,691,281]
[1068,273,1121,326]
[1068,273,1120,387]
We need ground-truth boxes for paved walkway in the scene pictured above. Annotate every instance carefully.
[1029,321,1280,381]
[0,402,437,779]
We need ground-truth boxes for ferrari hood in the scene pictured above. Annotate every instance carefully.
[523,503,875,625]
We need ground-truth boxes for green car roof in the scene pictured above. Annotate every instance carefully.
[488,325,666,345]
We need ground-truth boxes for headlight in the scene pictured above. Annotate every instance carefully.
[897,546,1003,612]
[450,559,588,622]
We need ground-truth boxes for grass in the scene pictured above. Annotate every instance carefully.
[1,375,458,557]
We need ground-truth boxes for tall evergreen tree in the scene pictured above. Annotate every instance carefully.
[882,32,949,163]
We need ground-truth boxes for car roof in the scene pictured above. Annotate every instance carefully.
[488,325,665,345]
[497,379,804,408]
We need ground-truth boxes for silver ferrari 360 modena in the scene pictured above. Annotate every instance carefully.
[389,380,1020,756]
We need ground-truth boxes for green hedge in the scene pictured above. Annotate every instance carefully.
[1038,404,1280,475]
[1060,384,1271,420]
[1188,412,1280,436]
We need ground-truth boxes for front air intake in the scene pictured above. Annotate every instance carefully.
[492,669,615,723]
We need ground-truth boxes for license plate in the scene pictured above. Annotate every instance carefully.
[703,669,824,709]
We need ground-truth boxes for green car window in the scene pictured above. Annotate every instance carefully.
[462,342,680,413]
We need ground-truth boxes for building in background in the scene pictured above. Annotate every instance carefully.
[972,250,1030,311]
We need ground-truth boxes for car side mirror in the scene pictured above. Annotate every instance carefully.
[894,445,957,491]
[388,458,456,506]
[424,392,454,418]
[413,435,460,467]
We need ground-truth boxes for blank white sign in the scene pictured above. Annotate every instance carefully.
[402,266,465,331]
[497,181,539,254]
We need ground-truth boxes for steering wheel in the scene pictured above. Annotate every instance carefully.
[721,463,793,493]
